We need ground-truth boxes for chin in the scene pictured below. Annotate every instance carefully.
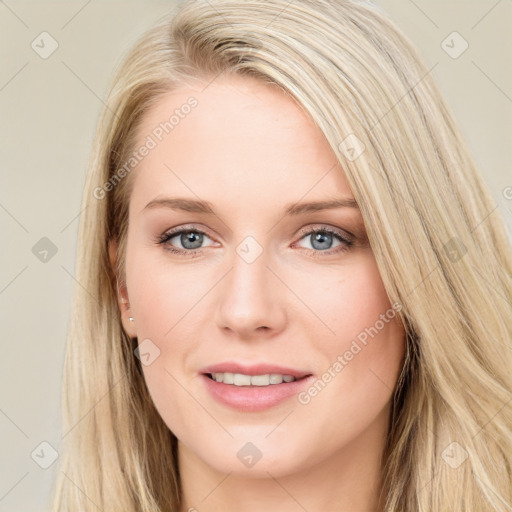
[189,437,310,478]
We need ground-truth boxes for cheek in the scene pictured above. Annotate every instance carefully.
[124,244,214,434]
[294,252,405,429]
[126,244,209,339]
[294,251,399,344]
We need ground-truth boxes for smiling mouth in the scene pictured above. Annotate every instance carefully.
[205,372,311,386]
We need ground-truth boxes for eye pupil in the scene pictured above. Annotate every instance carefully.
[311,232,332,250]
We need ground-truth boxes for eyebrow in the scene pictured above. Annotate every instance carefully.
[143,197,359,215]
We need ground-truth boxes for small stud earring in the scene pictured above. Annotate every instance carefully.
[129,317,134,322]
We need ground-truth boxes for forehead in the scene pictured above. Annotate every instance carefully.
[130,75,354,214]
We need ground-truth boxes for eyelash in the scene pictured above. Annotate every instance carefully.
[156,225,354,259]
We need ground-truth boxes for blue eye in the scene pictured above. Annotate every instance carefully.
[158,228,215,256]
[298,230,344,251]
[157,226,354,257]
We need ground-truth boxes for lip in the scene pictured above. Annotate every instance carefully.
[199,362,314,412]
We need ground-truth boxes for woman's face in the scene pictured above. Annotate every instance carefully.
[117,75,405,477]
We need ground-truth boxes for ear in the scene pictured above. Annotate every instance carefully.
[108,239,137,339]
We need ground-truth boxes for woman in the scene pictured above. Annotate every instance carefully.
[50,0,512,510]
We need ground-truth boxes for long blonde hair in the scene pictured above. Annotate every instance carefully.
[50,1,512,510]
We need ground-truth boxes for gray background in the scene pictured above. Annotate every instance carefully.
[1,1,511,510]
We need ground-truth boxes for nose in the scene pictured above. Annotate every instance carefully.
[214,248,287,340]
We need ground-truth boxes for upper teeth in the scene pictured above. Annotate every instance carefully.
[211,372,296,386]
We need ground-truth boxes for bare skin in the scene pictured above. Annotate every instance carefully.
[111,74,405,511]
